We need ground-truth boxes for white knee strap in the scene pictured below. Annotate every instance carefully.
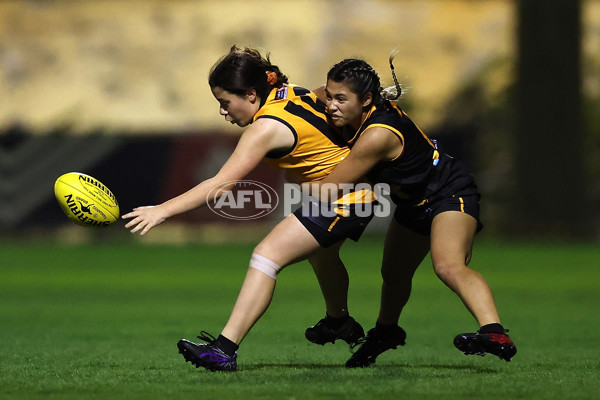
[249,253,281,280]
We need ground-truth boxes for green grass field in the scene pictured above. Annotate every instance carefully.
[1,235,598,400]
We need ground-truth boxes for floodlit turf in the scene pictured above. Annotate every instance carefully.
[1,235,599,399]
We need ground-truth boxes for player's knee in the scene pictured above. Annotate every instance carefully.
[433,259,465,283]
[249,253,282,280]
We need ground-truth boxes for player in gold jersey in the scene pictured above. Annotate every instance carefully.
[123,46,374,371]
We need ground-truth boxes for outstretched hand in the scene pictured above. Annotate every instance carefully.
[122,206,167,235]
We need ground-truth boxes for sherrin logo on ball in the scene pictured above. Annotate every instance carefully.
[54,172,120,228]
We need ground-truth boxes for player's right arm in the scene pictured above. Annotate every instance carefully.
[123,118,294,235]
[304,126,402,202]
[312,85,327,103]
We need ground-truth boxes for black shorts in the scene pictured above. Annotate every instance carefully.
[391,151,484,235]
[293,201,375,247]
[393,190,483,236]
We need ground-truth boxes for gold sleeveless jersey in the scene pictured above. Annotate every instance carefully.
[254,85,349,183]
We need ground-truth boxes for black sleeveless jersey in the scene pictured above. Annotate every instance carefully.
[346,100,476,203]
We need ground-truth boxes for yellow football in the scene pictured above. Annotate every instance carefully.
[54,172,120,228]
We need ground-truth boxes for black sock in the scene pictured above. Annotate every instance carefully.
[324,313,350,329]
[215,334,239,357]
[375,321,399,335]
[478,323,505,334]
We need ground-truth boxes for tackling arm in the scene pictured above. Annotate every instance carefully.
[308,126,402,202]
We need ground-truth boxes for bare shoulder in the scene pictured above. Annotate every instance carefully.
[242,117,296,152]
[312,85,326,102]
[355,126,403,160]
[358,126,402,148]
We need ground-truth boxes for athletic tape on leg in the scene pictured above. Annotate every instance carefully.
[249,253,281,280]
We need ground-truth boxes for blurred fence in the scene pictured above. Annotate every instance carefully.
[1,0,598,240]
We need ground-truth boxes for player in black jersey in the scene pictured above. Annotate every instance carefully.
[305,56,516,367]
